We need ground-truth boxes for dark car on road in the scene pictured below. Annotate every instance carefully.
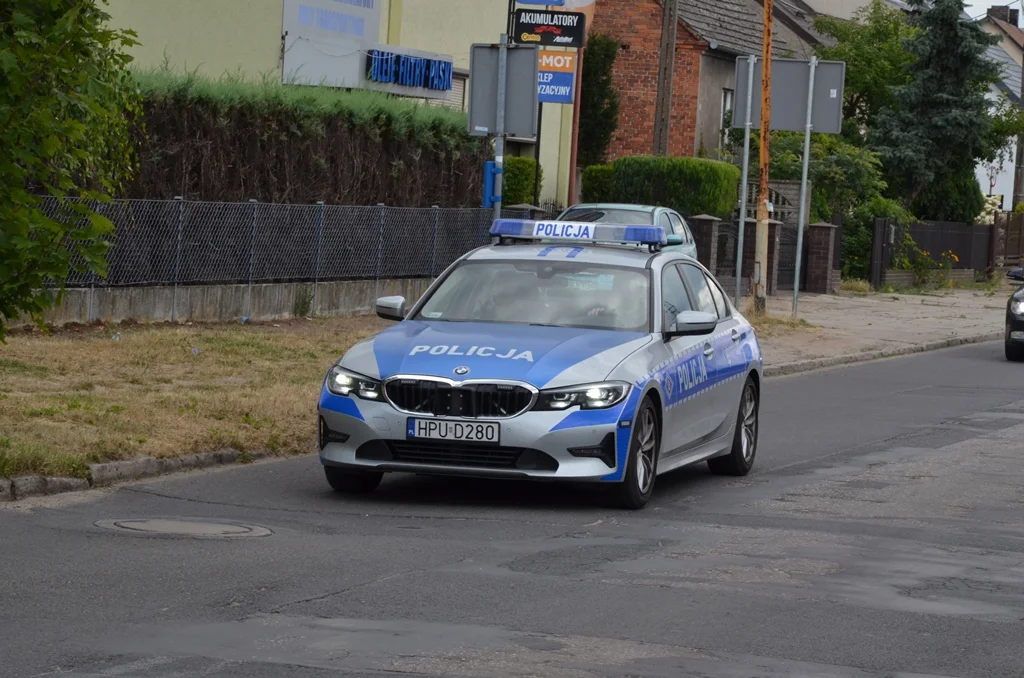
[1007,267,1024,361]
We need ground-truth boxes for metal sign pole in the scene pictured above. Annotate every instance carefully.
[735,55,756,306]
[792,56,817,319]
[493,35,508,221]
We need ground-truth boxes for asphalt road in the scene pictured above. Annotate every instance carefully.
[3,341,1024,678]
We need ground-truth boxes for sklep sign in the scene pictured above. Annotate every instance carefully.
[513,9,586,48]
[537,50,575,104]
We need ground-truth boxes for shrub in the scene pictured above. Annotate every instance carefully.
[581,165,614,203]
[502,157,543,206]
[580,156,741,217]
[578,33,620,168]
[842,195,914,280]
[129,70,489,206]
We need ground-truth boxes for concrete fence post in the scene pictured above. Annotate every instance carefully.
[312,200,325,314]
[246,199,258,322]
[430,205,439,277]
[172,196,184,323]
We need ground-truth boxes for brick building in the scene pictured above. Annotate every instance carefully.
[591,0,823,162]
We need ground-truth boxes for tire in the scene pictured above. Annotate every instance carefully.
[610,397,660,510]
[324,466,383,493]
[1006,341,1024,362]
[708,376,759,477]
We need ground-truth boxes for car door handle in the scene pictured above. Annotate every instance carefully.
[703,344,715,358]
[731,329,741,342]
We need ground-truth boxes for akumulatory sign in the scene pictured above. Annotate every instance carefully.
[513,9,586,48]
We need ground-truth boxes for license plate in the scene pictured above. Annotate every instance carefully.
[407,419,500,444]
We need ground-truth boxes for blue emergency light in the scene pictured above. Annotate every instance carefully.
[490,219,668,248]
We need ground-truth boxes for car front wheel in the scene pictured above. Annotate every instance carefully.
[1006,324,1024,362]
[610,397,659,510]
[708,375,759,476]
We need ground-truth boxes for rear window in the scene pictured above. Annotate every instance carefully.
[558,208,654,225]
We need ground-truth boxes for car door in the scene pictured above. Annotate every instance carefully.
[668,213,698,260]
[678,262,734,441]
[657,211,677,249]
[660,263,719,454]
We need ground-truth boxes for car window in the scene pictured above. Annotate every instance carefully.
[667,214,687,241]
[415,261,650,331]
[704,271,730,318]
[661,266,693,331]
[658,212,673,233]
[558,208,654,225]
[679,263,718,317]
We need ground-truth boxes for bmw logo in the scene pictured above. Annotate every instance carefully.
[454,366,470,376]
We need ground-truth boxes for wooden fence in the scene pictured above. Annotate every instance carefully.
[993,212,1024,267]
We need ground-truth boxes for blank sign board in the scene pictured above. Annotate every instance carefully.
[468,44,540,139]
[733,58,845,135]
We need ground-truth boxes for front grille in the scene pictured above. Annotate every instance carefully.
[385,379,533,418]
[377,440,559,471]
[387,441,523,468]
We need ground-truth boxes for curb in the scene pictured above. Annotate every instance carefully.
[763,331,1002,378]
[0,331,1004,502]
[2,449,271,502]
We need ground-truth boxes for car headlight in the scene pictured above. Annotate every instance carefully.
[1012,299,1024,316]
[534,382,630,411]
[326,365,381,400]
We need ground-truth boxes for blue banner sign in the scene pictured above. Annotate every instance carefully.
[538,71,575,104]
[367,50,453,91]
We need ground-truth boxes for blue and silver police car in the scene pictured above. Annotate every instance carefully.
[317,220,763,509]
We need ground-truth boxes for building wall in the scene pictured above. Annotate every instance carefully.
[592,0,704,160]
[981,21,1024,66]
[696,53,736,158]
[106,0,574,207]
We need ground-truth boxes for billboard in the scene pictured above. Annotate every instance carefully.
[282,0,382,43]
[538,50,576,104]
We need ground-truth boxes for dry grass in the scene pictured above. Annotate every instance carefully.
[745,311,818,339]
[0,317,390,479]
[839,278,873,295]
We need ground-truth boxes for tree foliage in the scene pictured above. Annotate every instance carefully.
[0,0,142,340]
[577,33,620,168]
[813,0,918,141]
[868,0,1000,213]
[502,157,543,206]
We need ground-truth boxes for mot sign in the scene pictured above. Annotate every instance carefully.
[513,9,586,48]
[538,50,576,104]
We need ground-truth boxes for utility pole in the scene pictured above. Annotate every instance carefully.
[753,0,774,314]
[653,0,679,155]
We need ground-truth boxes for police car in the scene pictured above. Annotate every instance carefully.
[317,220,763,509]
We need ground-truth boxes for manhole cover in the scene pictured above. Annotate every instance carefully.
[95,518,271,538]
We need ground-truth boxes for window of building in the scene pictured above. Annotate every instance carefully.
[720,88,735,145]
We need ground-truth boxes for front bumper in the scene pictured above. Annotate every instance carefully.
[317,387,632,482]
[1007,307,1024,342]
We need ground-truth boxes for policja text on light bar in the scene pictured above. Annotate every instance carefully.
[489,219,668,247]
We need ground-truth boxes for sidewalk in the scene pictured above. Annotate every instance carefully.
[756,288,1008,373]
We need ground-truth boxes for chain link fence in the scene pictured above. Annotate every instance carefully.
[42,198,541,288]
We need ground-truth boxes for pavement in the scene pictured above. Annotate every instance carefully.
[759,289,1006,367]
[2,341,1023,677]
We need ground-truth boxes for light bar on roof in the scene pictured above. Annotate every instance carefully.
[490,219,667,246]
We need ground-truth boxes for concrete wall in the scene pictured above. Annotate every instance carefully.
[21,279,435,328]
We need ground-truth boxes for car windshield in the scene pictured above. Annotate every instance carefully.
[414,261,650,331]
[558,207,654,225]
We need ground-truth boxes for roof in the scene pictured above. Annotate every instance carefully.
[986,44,1022,103]
[563,203,658,213]
[678,0,783,55]
[467,243,659,268]
[774,0,835,48]
[987,16,1024,50]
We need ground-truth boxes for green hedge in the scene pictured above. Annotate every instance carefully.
[502,156,543,206]
[581,156,740,218]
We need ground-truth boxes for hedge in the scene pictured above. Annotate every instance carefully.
[127,70,490,206]
[502,157,543,206]
[581,156,740,218]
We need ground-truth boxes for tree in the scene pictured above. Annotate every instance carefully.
[577,33,620,168]
[0,0,141,340]
[813,0,917,142]
[868,0,1000,213]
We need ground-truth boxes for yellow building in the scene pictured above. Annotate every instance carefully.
[106,0,580,207]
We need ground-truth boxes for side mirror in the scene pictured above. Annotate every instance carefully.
[375,296,406,321]
[665,234,684,247]
[665,310,718,338]
[1008,268,1024,282]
